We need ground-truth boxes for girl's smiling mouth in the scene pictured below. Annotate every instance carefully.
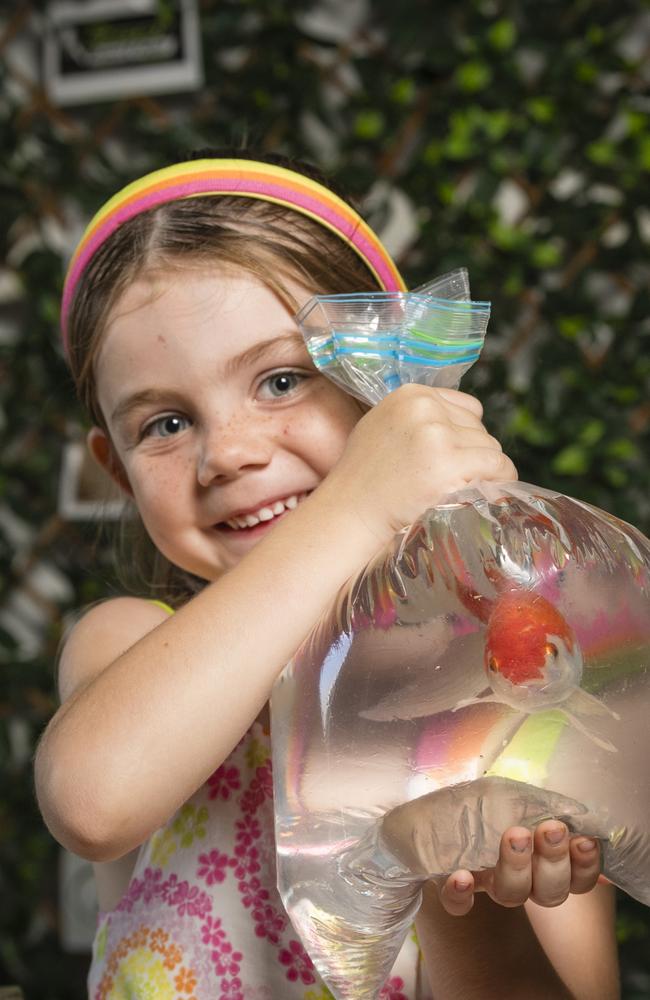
[217,491,311,531]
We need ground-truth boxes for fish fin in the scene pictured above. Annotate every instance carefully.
[566,687,621,720]
[560,708,618,753]
[451,691,500,713]
[360,682,434,722]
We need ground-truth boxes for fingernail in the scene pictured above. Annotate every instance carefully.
[544,825,566,845]
[454,878,472,892]
[577,837,597,852]
[509,835,531,853]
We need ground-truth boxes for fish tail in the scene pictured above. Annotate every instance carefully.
[568,687,621,720]
[562,707,618,753]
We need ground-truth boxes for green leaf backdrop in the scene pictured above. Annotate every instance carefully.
[1,1,649,996]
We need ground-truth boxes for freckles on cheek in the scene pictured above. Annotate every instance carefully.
[133,462,188,506]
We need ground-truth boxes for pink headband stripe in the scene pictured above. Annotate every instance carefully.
[61,178,402,343]
[60,160,407,355]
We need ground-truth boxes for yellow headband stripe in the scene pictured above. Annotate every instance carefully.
[61,158,407,352]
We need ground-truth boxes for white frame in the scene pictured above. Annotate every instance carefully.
[58,440,127,521]
[42,0,203,106]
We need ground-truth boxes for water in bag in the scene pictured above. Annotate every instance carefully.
[271,273,650,999]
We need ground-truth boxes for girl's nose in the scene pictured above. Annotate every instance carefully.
[196,416,274,485]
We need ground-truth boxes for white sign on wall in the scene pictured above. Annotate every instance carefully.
[43,0,203,107]
[58,441,127,521]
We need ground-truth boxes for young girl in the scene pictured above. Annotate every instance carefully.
[36,153,619,999]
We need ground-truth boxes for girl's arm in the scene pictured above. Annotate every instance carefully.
[525,885,619,1000]
[36,386,516,861]
[416,886,574,1000]
[37,487,392,860]
[416,823,619,1000]
[416,884,619,1000]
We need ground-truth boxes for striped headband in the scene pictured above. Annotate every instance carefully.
[60,158,407,354]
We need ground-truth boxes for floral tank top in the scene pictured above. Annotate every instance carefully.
[88,614,431,1000]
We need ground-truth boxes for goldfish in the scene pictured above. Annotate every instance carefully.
[360,561,620,752]
[484,591,582,708]
[452,588,620,752]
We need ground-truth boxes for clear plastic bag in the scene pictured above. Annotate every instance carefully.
[271,275,650,999]
[296,267,489,403]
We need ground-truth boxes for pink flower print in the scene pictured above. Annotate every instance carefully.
[167,877,212,918]
[117,866,163,910]
[201,915,225,947]
[212,942,243,978]
[240,763,273,814]
[176,884,201,916]
[219,977,244,1000]
[379,977,408,1000]
[235,813,262,848]
[208,763,241,801]
[238,876,269,910]
[252,902,286,944]
[278,939,317,985]
[197,848,236,886]
[202,916,242,977]
[115,889,136,913]
[161,872,180,903]
[256,762,273,798]
[234,842,260,880]
[141,869,163,903]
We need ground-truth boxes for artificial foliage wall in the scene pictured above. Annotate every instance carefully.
[1,1,649,996]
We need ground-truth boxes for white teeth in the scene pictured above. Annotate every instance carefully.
[224,493,306,530]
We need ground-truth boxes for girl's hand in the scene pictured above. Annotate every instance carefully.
[325,384,517,546]
[439,821,601,916]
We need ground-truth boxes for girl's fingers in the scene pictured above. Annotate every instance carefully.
[439,871,476,916]
[435,387,484,418]
[568,836,601,894]
[432,427,505,451]
[438,828,600,917]
[453,447,518,483]
[386,384,485,428]
[530,821,572,907]
[437,397,487,429]
[427,450,518,504]
[485,827,533,907]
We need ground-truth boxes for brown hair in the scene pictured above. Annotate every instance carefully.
[66,151,382,605]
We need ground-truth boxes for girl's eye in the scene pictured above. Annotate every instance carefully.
[259,371,305,399]
[142,414,191,439]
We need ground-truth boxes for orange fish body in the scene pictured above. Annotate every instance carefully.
[453,587,618,751]
[484,591,583,711]
[363,577,619,752]
[487,590,580,676]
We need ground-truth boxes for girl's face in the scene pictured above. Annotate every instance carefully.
[90,267,363,581]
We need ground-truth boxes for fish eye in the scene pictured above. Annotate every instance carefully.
[544,642,559,659]
[488,656,498,673]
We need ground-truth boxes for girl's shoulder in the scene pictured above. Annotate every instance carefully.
[58,596,173,704]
